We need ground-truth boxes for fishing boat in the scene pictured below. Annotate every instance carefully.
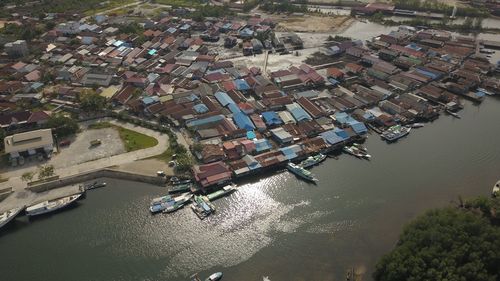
[381,125,411,142]
[26,192,83,217]
[191,195,215,220]
[343,146,371,159]
[300,153,327,169]
[206,185,237,201]
[445,109,461,119]
[410,123,425,128]
[493,180,500,198]
[84,181,106,190]
[163,194,192,213]
[477,88,494,96]
[286,163,318,183]
[170,177,191,185]
[352,143,368,152]
[149,192,191,213]
[168,183,192,194]
[0,207,24,229]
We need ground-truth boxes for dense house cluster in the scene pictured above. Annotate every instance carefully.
[0,8,498,190]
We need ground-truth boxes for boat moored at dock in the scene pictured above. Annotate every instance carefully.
[381,125,411,142]
[191,195,216,220]
[0,207,24,229]
[168,183,192,194]
[287,163,318,183]
[343,145,371,159]
[84,181,107,191]
[206,185,237,201]
[205,272,223,281]
[299,153,327,169]
[26,192,84,217]
[149,192,192,214]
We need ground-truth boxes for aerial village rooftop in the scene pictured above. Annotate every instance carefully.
[0,0,499,194]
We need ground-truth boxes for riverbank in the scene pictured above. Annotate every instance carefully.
[1,96,500,281]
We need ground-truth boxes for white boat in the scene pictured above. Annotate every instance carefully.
[205,272,223,281]
[0,207,24,229]
[26,193,83,217]
[493,180,500,198]
[411,123,425,128]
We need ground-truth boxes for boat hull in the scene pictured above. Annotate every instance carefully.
[26,193,83,217]
[0,207,24,229]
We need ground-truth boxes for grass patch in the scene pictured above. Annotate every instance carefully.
[118,126,158,152]
[88,122,158,152]
[154,0,203,8]
[84,0,136,16]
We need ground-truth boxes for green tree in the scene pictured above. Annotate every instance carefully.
[79,90,107,112]
[21,172,35,182]
[37,164,55,180]
[46,114,79,137]
[374,201,500,281]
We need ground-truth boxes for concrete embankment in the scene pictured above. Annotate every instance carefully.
[0,187,13,203]
[26,169,167,193]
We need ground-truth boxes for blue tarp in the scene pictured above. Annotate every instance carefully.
[214,91,235,107]
[319,130,344,145]
[233,112,255,131]
[254,138,272,152]
[234,79,250,91]
[262,111,283,126]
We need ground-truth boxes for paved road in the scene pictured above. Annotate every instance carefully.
[0,120,169,211]
[81,1,143,20]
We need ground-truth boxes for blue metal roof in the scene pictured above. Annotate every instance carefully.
[193,103,209,114]
[142,96,159,105]
[262,111,282,126]
[214,91,235,107]
[279,147,298,160]
[246,131,256,140]
[233,112,255,131]
[254,138,272,152]
[286,103,312,122]
[334,128,349,141]
[186,115,224,128]
[350,121,368,135]
[320,130,344,145]
[234,79,250,91]
[228,103,241,114]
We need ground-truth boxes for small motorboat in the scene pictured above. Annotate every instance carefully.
[493,180,500,198]
[411,123,425,128]
[205,272,223,281]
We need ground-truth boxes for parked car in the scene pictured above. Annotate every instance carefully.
[59,139,71,147]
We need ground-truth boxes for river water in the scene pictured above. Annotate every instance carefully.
[1,25,500,281]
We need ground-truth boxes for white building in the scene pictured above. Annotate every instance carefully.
[4,129,54,158]
[4,40,28,58]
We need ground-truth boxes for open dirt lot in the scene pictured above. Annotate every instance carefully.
[53,128,126,168]
[272,14,353,33]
